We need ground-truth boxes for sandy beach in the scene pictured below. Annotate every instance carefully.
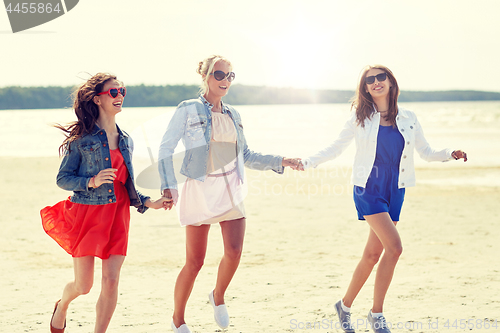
[1,156,499,332]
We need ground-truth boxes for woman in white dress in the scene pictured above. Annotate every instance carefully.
[158,55,299,333]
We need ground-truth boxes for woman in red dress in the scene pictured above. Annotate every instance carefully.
[41,73,170,333]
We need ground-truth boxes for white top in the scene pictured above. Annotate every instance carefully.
[302,107,454,188]
[177,112,245,226]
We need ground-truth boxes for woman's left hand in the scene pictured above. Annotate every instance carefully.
[451,150,468,162]
[282,157,302,170]
[146,197,174,210]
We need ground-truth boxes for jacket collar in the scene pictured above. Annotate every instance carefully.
[91,123,128,138]
[371,103,409,118]
[91,125,101,136]
[397,106,410,118]
[199,95,229,114]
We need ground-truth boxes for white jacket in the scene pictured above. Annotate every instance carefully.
[302,106,454,188]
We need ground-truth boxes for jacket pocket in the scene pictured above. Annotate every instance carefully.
[80,142,102,176]
[186,117,205,141]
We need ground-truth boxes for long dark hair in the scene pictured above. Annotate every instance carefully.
[55,73,118,155]
[350,65,400,127]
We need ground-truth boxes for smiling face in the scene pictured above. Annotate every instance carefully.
[364,68,392,102]
[204,60,232,101]
[94,79,124,115]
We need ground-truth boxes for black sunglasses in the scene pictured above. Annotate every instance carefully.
[210,70,235,82]
[365,73,387,85]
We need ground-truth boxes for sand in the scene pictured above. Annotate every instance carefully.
[1,156,499,332]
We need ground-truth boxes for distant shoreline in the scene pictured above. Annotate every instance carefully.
[1,84,500,110]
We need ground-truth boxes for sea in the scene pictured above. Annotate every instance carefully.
[1,101,499,186]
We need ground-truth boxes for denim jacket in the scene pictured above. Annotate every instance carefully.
[158,96,284,191]
[56,125,150,213]
[303,106,454,188]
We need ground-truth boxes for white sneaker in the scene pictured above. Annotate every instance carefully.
[208,290,229,329]
[171,321,192,333]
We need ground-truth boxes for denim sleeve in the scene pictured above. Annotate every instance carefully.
[127,135,151,214]
[56,141,90,192]
[135,190,151,214]
[158,105,187,191]
[242,143,284,174]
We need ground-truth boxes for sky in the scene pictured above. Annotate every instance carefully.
[1,0,499,92]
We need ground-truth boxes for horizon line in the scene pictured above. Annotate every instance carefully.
[0,84,499,94]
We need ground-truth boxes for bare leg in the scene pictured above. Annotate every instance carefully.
[342,228,385,308]
[51,256,95,329]
[213,218,246,305]
[366,213,402,313]
[94,255,126,333]
[172,224,211,328]
[342,213,401,314]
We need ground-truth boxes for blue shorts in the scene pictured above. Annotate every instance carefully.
[353,164,405,221]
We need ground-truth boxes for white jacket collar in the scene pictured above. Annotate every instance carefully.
[371,103,409,118]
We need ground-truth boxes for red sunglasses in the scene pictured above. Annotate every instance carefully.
[97,87,127,98]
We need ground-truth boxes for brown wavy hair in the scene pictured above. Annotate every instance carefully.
[350,65,400,127]
[55,73,120,155]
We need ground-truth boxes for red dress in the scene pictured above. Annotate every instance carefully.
[41,149,131,259]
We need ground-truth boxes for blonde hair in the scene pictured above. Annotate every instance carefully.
[196,55,232,96]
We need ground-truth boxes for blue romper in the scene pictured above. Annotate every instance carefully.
[353,125,405,221]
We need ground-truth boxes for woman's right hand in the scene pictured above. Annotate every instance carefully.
[282,157,305,171]
[146,197,173,210]
[451,150,468,162]
[162,189,179,210]
[91,168,118,188]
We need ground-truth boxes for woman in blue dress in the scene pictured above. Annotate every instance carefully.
[300,65,467,333]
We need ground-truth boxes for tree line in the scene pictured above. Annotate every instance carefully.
[1,84,499,110]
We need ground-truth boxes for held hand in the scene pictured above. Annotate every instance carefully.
[162,189,179,210]
[451,150,468,162]
[91,168,118,188]
[146,196,174,210]
[282,157,303,170]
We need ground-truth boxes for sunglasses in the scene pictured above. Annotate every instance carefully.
[210,70,235,82]
[365,73,387,85]
[97,87,127,98]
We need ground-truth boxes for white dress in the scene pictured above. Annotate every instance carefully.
[177,112,246,226]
